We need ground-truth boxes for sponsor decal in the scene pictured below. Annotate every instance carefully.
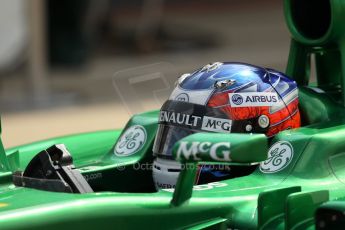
[159,111,232,133]
[114,125,147,156]
[260,141,294,173]
[156,182,176,189]
[174,93,189,102]
[176,141,231,162]
[231,94,243,105]
[159,111,202,127]
[162,181,227,192]
[169,87,214,105]
[201,116,231,133]
[229,92,279,107]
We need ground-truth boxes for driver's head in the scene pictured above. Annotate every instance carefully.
[152,62,300,189]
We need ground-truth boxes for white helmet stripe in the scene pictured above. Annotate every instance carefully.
[269,88,298,114]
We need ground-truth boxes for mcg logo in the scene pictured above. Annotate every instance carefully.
[175,141,231,162]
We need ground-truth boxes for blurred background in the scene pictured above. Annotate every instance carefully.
[0,0,290,147]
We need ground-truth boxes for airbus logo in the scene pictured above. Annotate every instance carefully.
[231,94,243,105]
[229,92,279,107]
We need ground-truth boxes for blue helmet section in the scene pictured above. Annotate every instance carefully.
[179,62,296,97]
[180,62,271,92]
[266,68,298,98]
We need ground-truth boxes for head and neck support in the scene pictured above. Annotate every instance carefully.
[285,0,345,105]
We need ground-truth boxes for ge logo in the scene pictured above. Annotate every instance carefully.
[260,141,294,173]
[114,125,147,156]
[175,93,189,102]
[231,94,243,105]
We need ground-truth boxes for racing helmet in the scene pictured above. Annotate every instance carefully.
[152,62,300,189]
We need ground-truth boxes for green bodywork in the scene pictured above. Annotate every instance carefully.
[1,0,345,229]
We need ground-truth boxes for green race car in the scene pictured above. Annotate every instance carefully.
[0,0,344,229]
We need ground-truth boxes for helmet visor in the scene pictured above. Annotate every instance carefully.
[153,100,232,159]
[153,100,268,158]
